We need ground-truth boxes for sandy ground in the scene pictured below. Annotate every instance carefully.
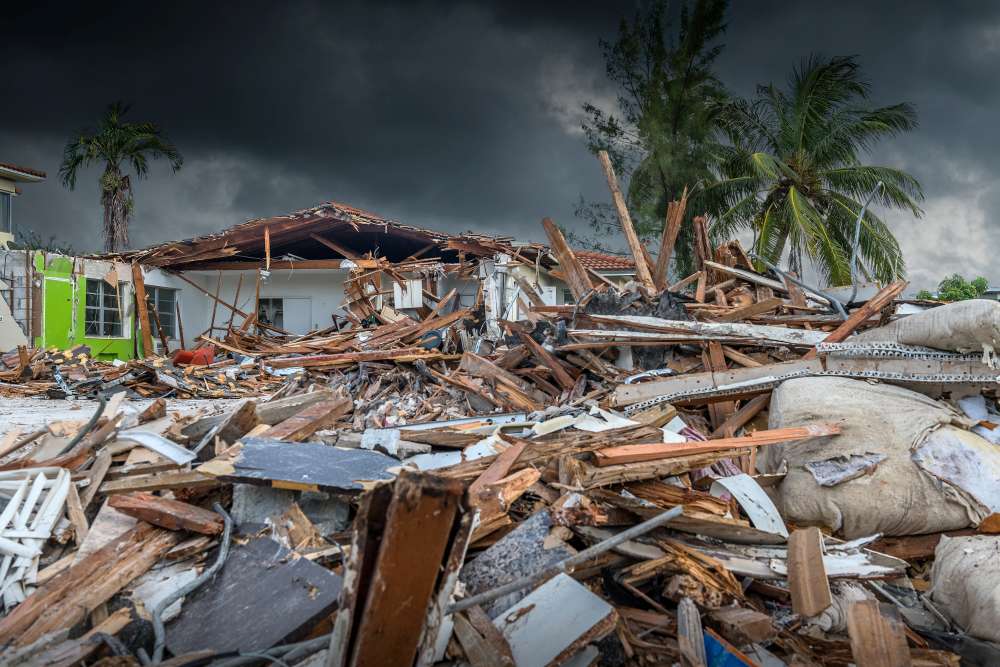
[0,396,244,438]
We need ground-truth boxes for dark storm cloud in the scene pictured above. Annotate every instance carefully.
[3,1,1000,289]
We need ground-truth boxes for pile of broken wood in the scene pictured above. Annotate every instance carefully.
[2,154,996,665]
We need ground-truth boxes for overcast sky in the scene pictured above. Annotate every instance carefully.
[2,1,998,290]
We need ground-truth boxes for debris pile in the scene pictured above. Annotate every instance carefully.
[4,168,1000,665]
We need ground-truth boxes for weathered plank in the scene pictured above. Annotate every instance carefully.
[787,527,832,617]
[109,492,224,535]
[847,599,912,667]
[262,396,352,442]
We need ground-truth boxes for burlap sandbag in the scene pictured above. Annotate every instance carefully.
[854,299,1000,362]
[931,535,1000,643]
[759,377,976,538]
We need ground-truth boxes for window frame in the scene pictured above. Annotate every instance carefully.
[84,278,127,338]
[0,192,11,234]
[146,286,178,340]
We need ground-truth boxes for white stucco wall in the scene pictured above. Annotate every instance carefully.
[176,269,349,337]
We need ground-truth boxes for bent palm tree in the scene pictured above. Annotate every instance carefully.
[706,55,922,285]
[60,102,182,252]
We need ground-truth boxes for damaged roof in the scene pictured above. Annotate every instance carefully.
[115,200,491,268]
[109,198,632,276]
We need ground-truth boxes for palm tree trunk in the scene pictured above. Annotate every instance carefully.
[100,168,131,252]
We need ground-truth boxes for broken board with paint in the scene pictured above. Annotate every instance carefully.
[197,437,397,493]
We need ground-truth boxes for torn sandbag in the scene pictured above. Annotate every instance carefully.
[760,376,991,538]
[931,535,1000,644]
[853,299,1000,365]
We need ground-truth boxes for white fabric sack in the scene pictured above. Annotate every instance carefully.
[760,377,990,538]
[854,299,1000,364]
[931,535,1000,643]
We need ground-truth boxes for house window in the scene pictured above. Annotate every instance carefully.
[257,297,284,329]
[562,288,573,305]
[84,279,124,337]
[0,193,10,234]
[146,287,178,339]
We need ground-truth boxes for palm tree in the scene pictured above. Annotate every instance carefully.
[60,102,182,253]
[706,55,922,286]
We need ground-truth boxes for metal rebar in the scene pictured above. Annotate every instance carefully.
[447,505,683,615]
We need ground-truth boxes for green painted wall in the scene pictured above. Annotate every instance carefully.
[33,254,138,360]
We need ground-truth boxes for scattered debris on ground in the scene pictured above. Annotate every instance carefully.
[2,172,999,665]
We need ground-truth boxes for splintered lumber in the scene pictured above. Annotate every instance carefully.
[713,296,784,323]
[109,492,224,535]
[132,262,154,358]
[519,333,576,391]
[847,600,912,667]
[597,150,655,291]
[165,535,342,655]
[334,471,466,667]
[710,393,771,439]
[653,189,688,289]
[0,523,179,647]
[182,389,338,441]
[802,281,908,359]
[592,424,839,467]
[262,395,352,442]
[541,217,593,300]
[787,527,832,618]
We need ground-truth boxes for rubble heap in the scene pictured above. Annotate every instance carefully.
[2,167,1000,665]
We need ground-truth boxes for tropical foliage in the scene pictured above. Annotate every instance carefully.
[60,102,182,253]
[578,0,727,278]
[916,274,989,302]
[705,55,922,285]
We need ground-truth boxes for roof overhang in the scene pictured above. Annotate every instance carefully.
[0,164,46,183]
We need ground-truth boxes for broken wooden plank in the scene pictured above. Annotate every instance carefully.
[346,471,465,667]
[0,523,179,646]
[541,217,593,301]
[262,395,352,442]
[593,424,839,467]
[653,190,688,290]
[713,296,784,323]
[787,527,832,618]
[519,332,576,392]
[596,150,656,291]
[132,262,154,358]
[100,470,219,495]
[803,281,908,359]
[109,492,224,535]
[847,599,912,667]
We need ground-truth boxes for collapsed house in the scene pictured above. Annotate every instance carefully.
[3,154,1000,666]
[2,201,636,360]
